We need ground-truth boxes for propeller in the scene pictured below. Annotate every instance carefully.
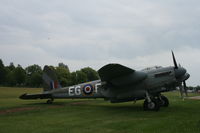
[172,51,178,69]
[183,81,188,97]
[179,84,183,98]
[179,82,188,99]
[171,51,188,98]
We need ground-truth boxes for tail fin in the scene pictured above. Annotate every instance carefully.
[43,66,62,92]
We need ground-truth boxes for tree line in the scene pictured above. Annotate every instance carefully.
[0,59,99,88]
[1,59,200,92]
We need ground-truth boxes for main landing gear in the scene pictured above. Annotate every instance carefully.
[143,92,169,111]
[46,98,54,104]
[157,95,169,107]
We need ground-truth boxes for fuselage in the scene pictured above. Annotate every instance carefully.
[45,80,103,99]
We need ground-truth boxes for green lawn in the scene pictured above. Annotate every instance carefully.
[0,87,200,133]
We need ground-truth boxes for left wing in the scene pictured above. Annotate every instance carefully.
[98,64,135,81]
[98,64,147,87]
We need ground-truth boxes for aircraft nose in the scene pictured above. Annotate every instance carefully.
[184,73,190,81]
[174,67,186,79]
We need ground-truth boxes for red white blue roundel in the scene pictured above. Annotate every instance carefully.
[83,84,93,95]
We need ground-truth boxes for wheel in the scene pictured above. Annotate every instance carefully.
[158,95,169,107]
[143,98,160,111]
[46,99,53,104]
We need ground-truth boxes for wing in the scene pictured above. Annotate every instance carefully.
[98,64,135,81]
[98,64,147,86]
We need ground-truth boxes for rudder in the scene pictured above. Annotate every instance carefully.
[43,66,62,92]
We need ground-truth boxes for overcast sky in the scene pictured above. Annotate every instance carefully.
[0,0,200,86]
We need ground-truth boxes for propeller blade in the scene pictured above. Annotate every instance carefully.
[172,51,178,69]
[183,81,188,97]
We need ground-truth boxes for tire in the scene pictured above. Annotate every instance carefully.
[143,98,160,111]
[46,99,53,104]
[158,95,169,107]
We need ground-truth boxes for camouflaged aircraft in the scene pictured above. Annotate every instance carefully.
[20,51,190,111]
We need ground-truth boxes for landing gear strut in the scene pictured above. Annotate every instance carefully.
[143,92,169,111]
[143,98,160,111]
[143,92,160,111]
[46,98,54,104]
[157,95,169,107]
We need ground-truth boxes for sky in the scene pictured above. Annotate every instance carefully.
[0,0,200,86]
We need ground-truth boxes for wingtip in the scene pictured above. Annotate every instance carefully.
[19,93,27,99]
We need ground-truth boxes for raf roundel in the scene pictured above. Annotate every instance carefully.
[83,84,93,95]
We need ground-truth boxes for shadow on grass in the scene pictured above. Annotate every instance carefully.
[19,98,196,115]
[2,99,196,118]
[24,102,67,106]
[22,99,144,113]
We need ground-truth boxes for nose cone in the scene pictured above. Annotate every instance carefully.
[184,73,190,81]
[174,67,186,78]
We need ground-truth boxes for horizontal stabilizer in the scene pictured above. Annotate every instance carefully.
[98,64,135,81]
[19,93,52,100]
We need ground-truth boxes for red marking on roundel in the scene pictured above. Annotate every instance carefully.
[85,87,91,91]
[83,84,93,95]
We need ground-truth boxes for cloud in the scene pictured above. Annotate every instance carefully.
[0,0,200,85]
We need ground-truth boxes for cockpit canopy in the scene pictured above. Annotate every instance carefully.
[141,66,163,71]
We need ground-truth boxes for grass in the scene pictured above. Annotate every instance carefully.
[0,87,200,133]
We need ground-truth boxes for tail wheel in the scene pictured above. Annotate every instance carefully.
[158,95,169,107]
[143,98,160,111]
[46,98,54,104]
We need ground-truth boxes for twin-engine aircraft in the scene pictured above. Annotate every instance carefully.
[20,51,190,111]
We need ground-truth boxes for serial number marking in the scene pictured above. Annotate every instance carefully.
[68,83,101,96]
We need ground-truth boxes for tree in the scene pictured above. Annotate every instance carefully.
[8,62,15,71]
[25,64,42,75]
[75,70,87,84]
[25,64,42,87]
[70,71,87,85]
[29,72,42,87]
[6,71,16,86]
[58,63,69,71]
[4,66,11,85]
[0,59,101,87]
[56,65,71,87]
[5,64,26,86]
[4,62,16,86]
[196,86,200,92]
[0,59,7,85]
[13,65,26,86]
[81,67,99,81]
[70,72,77,85]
